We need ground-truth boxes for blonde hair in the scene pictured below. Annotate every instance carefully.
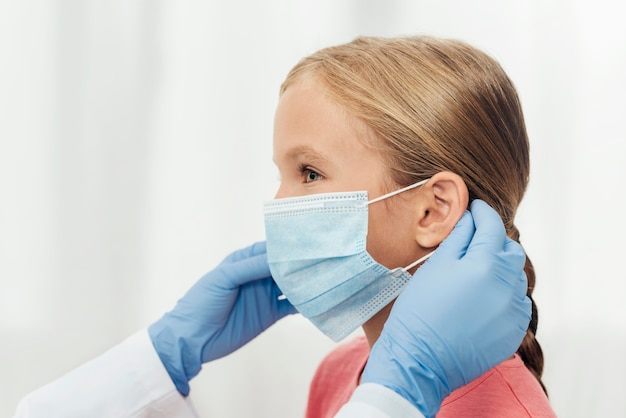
[281,35,546,393]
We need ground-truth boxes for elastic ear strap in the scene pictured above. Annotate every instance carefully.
[404,250,435,271]
[367,179,429,205]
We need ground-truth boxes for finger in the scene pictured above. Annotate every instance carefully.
[521,295,532,325]
[219,252,272,288]
[515,271,529,301]
[269,279,298,318]
[503,237,528,290]
[220,241,267,265]
[466,200,507,255]
[431,210,475,261]
[277,299,298,317]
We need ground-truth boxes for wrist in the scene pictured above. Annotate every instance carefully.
[148,315,197,396]
[362,333,448,417]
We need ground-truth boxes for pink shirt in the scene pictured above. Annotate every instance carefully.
[305,336,556,418]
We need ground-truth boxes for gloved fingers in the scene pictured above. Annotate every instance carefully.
[217,252,272,288]
[502,237,527,289]
[509,297,532,349]
[239,276,297,321]
[520,295,532,327]
[514,270,529,301]
[277,298,298,317]
[431,210,474,261]
[270,280,298,317]
[466,200,507,255]
[219,241,267,265]
[503,236,526,262]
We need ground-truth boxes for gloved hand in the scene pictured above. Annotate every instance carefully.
[361,200,531,418]
[148,241,296,396]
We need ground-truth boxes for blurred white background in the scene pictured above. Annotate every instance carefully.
[1,1,625,417]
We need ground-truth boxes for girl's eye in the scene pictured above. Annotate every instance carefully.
[302,167,323,183]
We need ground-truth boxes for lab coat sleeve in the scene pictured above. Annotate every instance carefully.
[335,383,426,418]
[13,329,198,418]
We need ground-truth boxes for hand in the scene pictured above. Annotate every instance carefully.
[148,241,296,395]
[361,200,531,417]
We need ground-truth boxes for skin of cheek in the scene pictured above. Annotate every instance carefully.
[365,192,426,270]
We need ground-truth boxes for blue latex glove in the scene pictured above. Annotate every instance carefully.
[361,200,531,417]
[148,241,296,395]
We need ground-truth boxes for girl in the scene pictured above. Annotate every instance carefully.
[269,36,556,417]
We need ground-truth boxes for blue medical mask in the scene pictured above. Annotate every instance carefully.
[263,179,434,342]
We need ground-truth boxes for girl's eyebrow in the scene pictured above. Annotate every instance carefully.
[274,145,330,164]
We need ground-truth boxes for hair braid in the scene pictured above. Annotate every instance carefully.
[510,225,547,395]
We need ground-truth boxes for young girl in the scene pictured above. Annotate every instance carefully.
[269,36,556,417]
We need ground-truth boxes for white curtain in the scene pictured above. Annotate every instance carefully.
[1,1,624,417]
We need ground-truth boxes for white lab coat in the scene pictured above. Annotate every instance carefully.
[13,330,424,418]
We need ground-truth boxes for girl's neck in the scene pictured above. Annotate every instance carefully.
[362,301,395,348]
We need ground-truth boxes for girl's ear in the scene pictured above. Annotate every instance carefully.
[413,171,469,249]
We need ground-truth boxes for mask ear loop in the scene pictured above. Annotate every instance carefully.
[366,179,429,205]
[403,250,435,272]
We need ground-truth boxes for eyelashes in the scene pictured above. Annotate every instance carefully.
[274,161,326,185]
[298,164,324,183]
